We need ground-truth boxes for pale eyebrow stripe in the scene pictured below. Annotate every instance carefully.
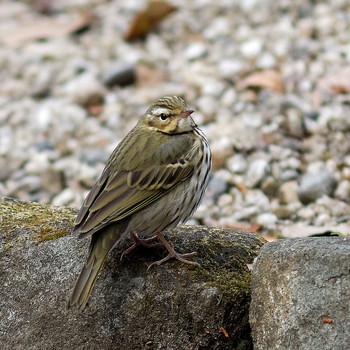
[152,107,170,115]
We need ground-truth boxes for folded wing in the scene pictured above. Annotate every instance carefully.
[74,159,193,238]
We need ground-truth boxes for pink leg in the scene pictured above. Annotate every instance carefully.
[120,232,160,260]
[147,232,199,270]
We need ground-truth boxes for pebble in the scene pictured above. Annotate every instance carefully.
[206,173,228,198]
[60,73,105,106]
[233,206,259,221]
[102,62,137,87]
[245,190,270,210]
[196,95,217,119]
[285,108,305,138]
[298,171,337,204]
[279,181,300,204]
[80,148,109,167]
[256,213,278,226]
[185,43,208,61]
[52,188,76,206]
[245,159,270,188]
[257,52,276,68]
[280,169,299,182]
[240,39,263,59]
[334,180,350,201]
[218,59,244,77]
[227,154,247,174]
[40,169,63,194]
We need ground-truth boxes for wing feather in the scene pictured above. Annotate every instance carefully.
[74,159,194,237]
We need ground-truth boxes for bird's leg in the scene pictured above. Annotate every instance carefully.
[120,231,160,260]
[147,232,199,270]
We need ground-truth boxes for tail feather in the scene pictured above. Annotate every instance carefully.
[68,224,126,310]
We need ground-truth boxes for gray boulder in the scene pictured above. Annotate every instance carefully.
[0,197,264,350]
[250,237,350,350]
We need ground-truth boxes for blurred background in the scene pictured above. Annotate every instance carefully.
[1,0,350,239]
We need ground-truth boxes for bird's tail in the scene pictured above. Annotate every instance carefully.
[68,224,127,310]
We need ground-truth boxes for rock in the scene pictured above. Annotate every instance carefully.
[245,159,270,188]
[102,63,137,87]
[185,42,208,60]
[240,39,263,59]
[61,73,105,106]
[218,59,244,77]
[250,238,350,350]
[40,168,63,194]
[298,171,337,203]
[280,169,299,181]
[279,181,299,204]
[80,148,109,166]
[334,180,350,200]
[0,197,265,350]
[211,137,234,169]
[233,206,258,221]
[284,108,305,138]
[196,95,217,120]
[245,190,270,210]
[227,154,248,174]
[51,188,76,206]
[206,171,229,198]
[257,52,276,69]
[256,213,277,226]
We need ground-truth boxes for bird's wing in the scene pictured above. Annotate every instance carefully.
[74,160,194,237]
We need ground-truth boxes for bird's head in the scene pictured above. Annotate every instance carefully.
[141,96,196,134]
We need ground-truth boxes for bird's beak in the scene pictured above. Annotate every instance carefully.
[179,109,195,119]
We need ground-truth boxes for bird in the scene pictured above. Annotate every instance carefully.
[68,96,212,310]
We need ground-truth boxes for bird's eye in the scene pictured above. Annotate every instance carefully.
[159,113,168,121]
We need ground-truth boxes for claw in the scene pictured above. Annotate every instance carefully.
[147,232,199,270]
[147,251,199,271]
[120,232,160,261]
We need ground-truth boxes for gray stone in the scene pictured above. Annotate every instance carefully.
[233,206,258,221]
[102,63,137,87]
[245,159,270,188]
[280,169,299,181]
[61,73,105,106]
[250,238,350,350]
[0,197,265,350]
[80,148,109,166]
[298,171,337,203]
[206,172,229,198]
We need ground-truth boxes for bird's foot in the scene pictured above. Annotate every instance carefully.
[147,232,199,270]
[120,233,160,260]
[147,250,198,271]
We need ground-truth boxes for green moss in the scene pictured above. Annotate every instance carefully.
[165,225,265,300]
[0,196,76,247]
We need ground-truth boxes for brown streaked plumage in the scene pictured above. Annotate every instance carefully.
[68,96,211,310]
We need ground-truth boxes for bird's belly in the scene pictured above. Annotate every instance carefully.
[127,171,208,237]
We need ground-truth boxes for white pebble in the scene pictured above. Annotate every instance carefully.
[185,43,208,60]
[240,39,263,59]
[256,213,277,226]
[52,188,75,206]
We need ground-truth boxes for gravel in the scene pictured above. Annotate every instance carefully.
[1,0,350,238]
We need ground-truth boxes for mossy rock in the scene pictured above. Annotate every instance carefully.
[0,197,265,350]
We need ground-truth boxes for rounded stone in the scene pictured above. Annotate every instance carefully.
[298,171,337,204]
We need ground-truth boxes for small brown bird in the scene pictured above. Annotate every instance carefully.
[68,96,212,310]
